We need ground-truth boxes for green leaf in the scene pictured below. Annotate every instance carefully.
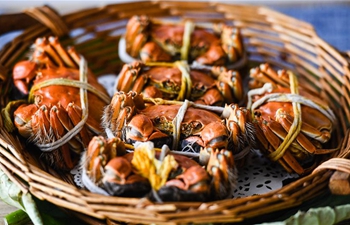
[4,209,31,225]
[0,169,44,225]
[259,203,350,225]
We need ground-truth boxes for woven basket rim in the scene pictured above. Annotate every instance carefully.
[0,1,350,224]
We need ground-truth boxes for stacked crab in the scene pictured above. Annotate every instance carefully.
[80,15,255,202]
[247,64,337,175]
[6,37,110,171]
[6,15,338,202]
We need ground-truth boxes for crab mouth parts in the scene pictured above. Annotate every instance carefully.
[124,127,173,148]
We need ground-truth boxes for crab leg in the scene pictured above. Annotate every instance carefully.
[104,92,146,138]
[49,106,67,139]
[131,74,148,93]
[207,149,237,200]
[66,103,91,146]
[109,102,130,136]
[117,61,143,92]
[67,47,81,66]
[49,106,76,169]
[125,15,149,57]
[221,26,244,62]
[140,42,173,62]
[256,119,305,174]
[35,38,65,66]
[275,111,337,156]
[31,105,51,143]
[12,61,37,95]
[277,111,331,143]
[250,63,290,88]
[32,50,56,68]
[216,81,236,103]
[272,112,316,154]
[218,70,243,102]
[86,136,109,182]
[49,36,78,68]
[51,103,83,153]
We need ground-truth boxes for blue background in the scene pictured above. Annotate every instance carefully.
[270,2,350,52]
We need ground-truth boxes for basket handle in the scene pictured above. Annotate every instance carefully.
[0,5,69,37]
[313,157,350,195]
[312,129,350,195]
[0,13,38,35]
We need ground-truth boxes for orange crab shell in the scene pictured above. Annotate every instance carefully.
[249,64,336,175]
[116,61,244,106]
[12,66,110,171]
[124,15,245,66]
[31,67,109,132]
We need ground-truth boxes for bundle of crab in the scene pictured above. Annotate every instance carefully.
[119,14,246,69]
[3,37,111,171]
[0,2,350,224]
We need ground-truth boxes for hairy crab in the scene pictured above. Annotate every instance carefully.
[102,91,255,167]
[248,63,337,175]
[6,37,110,170]
[116,61,243,105]
[122,15,245,67]
[81,136,237,201]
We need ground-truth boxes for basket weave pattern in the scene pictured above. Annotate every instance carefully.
[0,1,350,224]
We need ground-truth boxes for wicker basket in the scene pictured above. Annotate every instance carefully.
[1,1,350,224]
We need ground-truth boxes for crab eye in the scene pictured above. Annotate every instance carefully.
[126,126,144,139]
[14,116,26,126]
[194,122,202,130]
[231,72,237,82]
[164,80,173,87]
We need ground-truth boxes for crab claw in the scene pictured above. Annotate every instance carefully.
[103,91,145,138]
[207,148,237,200]
[165,165,210,193]
[198,121,229,166]
[103,157,132,184]
[13,104,37,138]
[217,70,244,103]
[102,154,151,197]
[140,41,173,63]
[12,61,37,95]
[125,114,168,143]
[85,136,126,183]
[151,155,211,202]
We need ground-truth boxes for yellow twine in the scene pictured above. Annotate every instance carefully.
[36,56,90,152]
[175,61,192,101]
[144,61,192,101]
[131,142,178,191]
[28,77,110,104]
[181,20,195,61]
[268,71,302,161]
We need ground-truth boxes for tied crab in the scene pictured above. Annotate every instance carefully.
[121,15,245,67]
[102,91,256,167]
[116,61,243,106]
[247,63,338,175]
[82,136,237,201]
[5,37,110,171]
